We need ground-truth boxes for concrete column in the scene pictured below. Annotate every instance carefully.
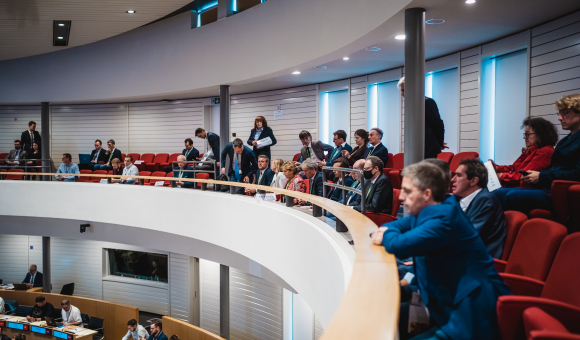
[403,8,426,166]
[220,264,230,339]
[219,85,230,155]
[218,0,236,19]
[42,237,51,293]
[40,102,50,180]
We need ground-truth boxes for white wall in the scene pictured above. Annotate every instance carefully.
[0,106,41,154]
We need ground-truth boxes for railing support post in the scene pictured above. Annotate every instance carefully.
[336,219,348,232]
[230,184,237,194]
[312,205,322,217]
[201,183,207,191]
[107,177,112,184]
[139,178,144,186]
[285,196,294,207]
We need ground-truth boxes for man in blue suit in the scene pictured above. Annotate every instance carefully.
[246,155,275,195]
[363,128,389,166]
[372,161,510,340]
[452,159,506,259]
[173,155,194,188]
[324,130,352,167]
[221,138,258,194]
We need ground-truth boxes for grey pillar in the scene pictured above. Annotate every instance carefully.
[219,85,230,156]
[220,264,230,339]
[218,0,236,19]
[403,8,426,166]
[42,237,51,293]
[40,102,50,180]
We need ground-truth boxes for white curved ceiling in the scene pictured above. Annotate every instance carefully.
[0,0,192,61]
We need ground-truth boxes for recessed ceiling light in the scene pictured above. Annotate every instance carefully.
[343,57,350,60]
[426,19,445,25]
[292,71,301,75]
[395,35,406,40]
[315,66,327,70]
[127,10,136,13]
[466,0,475,3]
[58,23,65,26]
[365,47,381,52]
[57,37,64,39]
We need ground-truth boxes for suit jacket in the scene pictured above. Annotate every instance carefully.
[353,173,393,214]
[207,132,220,158]
[104,149,122,164]
[254,167,275,193]
[307,171,324,197]
[381,196,511,340]
[345,180,361,206]
[182,147,200,162]
[174,165,194,188]
[538,131,580,189]
[327,175,354,201]
[20,130,41,153]
[325,143,353,166]
[425,97,445,159]
[460,188,507,259]
[221,144,257,180]
[5,149,28,165]
[363,143,389,166]
[345,144,368,166]
[90,149,108,163]
[247,127,277,159]
[22,271,43,287]
[300,141,333,162]
[148,331,168,340]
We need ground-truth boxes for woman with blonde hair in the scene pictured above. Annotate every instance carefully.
[281,161,306,204]
[247,116,277,161]
[270,158,287,188]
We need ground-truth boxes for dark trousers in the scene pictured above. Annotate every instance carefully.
[492,187,552,215]
[93,164,113,171]
[79,163,95,171]
[229,174,245,195]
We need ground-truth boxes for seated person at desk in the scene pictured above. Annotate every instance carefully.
[94,139,122,171]
[148,320,168,340]
[163,139,199,173]
[22,264,43,288]
[80,139,107,171]
[109,158,123,182]
[26,296,54,322]
[4,140,27,168]
[60,300,82,327]
[351,156,393,214]
[326,157,354,201]
[363,128,390,166]
[123,319,149,340]
[174,155,194,188]
[245,155,275,195]
[55,153,80,182]
[119,155,139,184]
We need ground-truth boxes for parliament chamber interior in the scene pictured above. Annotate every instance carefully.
[2,0,580,339]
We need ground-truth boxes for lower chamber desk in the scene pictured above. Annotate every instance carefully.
[0,316,96,340]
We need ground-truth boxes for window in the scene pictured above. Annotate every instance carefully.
[481,49,527,164]
[107,249,168,283]
[425,68,459,153]
[368,81,401,153]
[319,90,349,144]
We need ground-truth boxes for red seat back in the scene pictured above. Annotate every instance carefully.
[541,233,580,307]
[150,171,167,185]
[365,212,397,226]
[392,153,404,170]
[292,153,301,162]
[387,170,402,190]
[0,153,8,160]
[164,171,173,186]
[385,153,394,168]
[195,173,210,189]
[6,168,24,180]
[128,153,140,161]
[79,170,93,182]
[139,171,152,184]
[569,185,580,234]
[501,211,528,261]
[140,153,155,163]
[505,219,567,281]
[121,153,126,161]
[551,180,580,224]
[437,152,454,164]
[91,170,108,182]
[167,153,181,164]
[449,152,479,173]
[391,189,401,216]
[153,153,169,163]
[199,153,204,159]
[304,179,310,193]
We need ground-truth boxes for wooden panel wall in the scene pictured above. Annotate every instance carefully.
[163,316,224,340]
[459,46,481,153]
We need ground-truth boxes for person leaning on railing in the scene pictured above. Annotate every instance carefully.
[280,161,306,204]
[372,160,511,340]
[55,153,80,182]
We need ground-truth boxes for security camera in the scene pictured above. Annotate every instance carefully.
[80,223,90,233]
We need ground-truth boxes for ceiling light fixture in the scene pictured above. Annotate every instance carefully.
[426,19,445,24]
[365,47,381,52]
[466,0,475,3]
[343,57,350,60]
[292,71,301,75]
[127,10,136,13]
[58,23,65,26]
[57,37,64,39]
[315,66,327,70]
[395,35,406,40]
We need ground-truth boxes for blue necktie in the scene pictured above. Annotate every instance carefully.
[234,155,240,181]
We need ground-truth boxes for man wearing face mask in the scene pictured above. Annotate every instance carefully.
[352,156,393,214]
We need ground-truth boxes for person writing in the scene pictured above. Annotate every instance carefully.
[60,300,82,327]
[26,296,54,322]
[122,319,149,340]
[342,129,368,166]
[489,117,557,187]
[247,116,277,161]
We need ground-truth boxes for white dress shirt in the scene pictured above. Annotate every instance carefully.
[122,164,139,184]
[459,188,483,212]
[122,324,149,340]
[62,305,82,324]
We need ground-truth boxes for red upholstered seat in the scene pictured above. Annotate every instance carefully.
[0,153,8,160]
[199,153,204,159]
[497,233,580,340]
[146,171,167,186]
[449,152,479,174]
[437,152,454,164]
[194,172,210,190]
[529,180,580,224]
[5,168,24,180]
[392,153,404,170]
[569,184,580,233]
[163,171,173,187]
[128,153,140,161]
[365,189,401,227]
[385,153,394,169]
[145,153,169,172]
[91,170,108,183]
[137,171,151,185]
[79,170,93,182]
[387,170,402,190]
[292,153,301,162]
[121,153,126,161]
[139,153,155,163]
[500,211,528,262]
[522,307,580,340]
[160,153,181,171]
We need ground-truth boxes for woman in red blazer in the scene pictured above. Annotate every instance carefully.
[490,117,559,187]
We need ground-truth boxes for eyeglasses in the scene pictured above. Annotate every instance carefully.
[557,110,573,117]
[523,133,537,138]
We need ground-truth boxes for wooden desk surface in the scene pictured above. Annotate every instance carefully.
[0,287,43,292]
[0,315,96,340]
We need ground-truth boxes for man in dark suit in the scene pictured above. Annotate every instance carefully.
[326,158,354,201]
[22,264,43,288]
[4,140,27,167]
[352,156,393,214]
[174,155,194,188]
[246,155,275,195]
[21,121,41,155]
[195,128,220,167]
[398,77,446,159]
[182,138,200,162]
[296,130,333,166]
[94,139,122,171]
[363,128,390,166]
[301,158,324,197]
[372,160,510,340]
[324,130,352,167]
[452,159,506,259]
[221,138,257,194]
[80,139,108,170]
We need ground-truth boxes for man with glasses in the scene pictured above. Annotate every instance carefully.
[22,264,43,288]
[245,155,275,195]
[61,300,83,327]
[352,156,393,214]
[295,130,333,167]
[4,140,27,168]
[363,128,390,166]
[80,139,107,170]
[94,139,122,171]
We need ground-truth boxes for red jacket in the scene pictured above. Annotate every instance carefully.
[496,145,554,186]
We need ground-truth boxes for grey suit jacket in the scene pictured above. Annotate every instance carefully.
[5,149,28,165]
[300,141,333,162]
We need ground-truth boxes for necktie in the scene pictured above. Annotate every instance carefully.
[30,131,34,144]
[93,150,99,161]
[30,274,34,284]
[307,147,312,158]
[367,146,375,158]
[234,154,240,180]
[109,150,114,162]
[258,171,263,184]
[346,181,359,200]
[185,149,190,158]
[366,183,373,198]
[331,147,340,161]
[15,150,20,160]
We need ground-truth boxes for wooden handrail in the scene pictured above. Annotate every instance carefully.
[2,173,400,339]
[162,316,225,339]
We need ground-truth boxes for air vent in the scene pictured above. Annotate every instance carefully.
[53,21,71,46]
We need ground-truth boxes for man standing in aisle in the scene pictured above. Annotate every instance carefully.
[195,128,220,169]
[21,121,41,155]
[398,77,446,159]
[221,138,257,194]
